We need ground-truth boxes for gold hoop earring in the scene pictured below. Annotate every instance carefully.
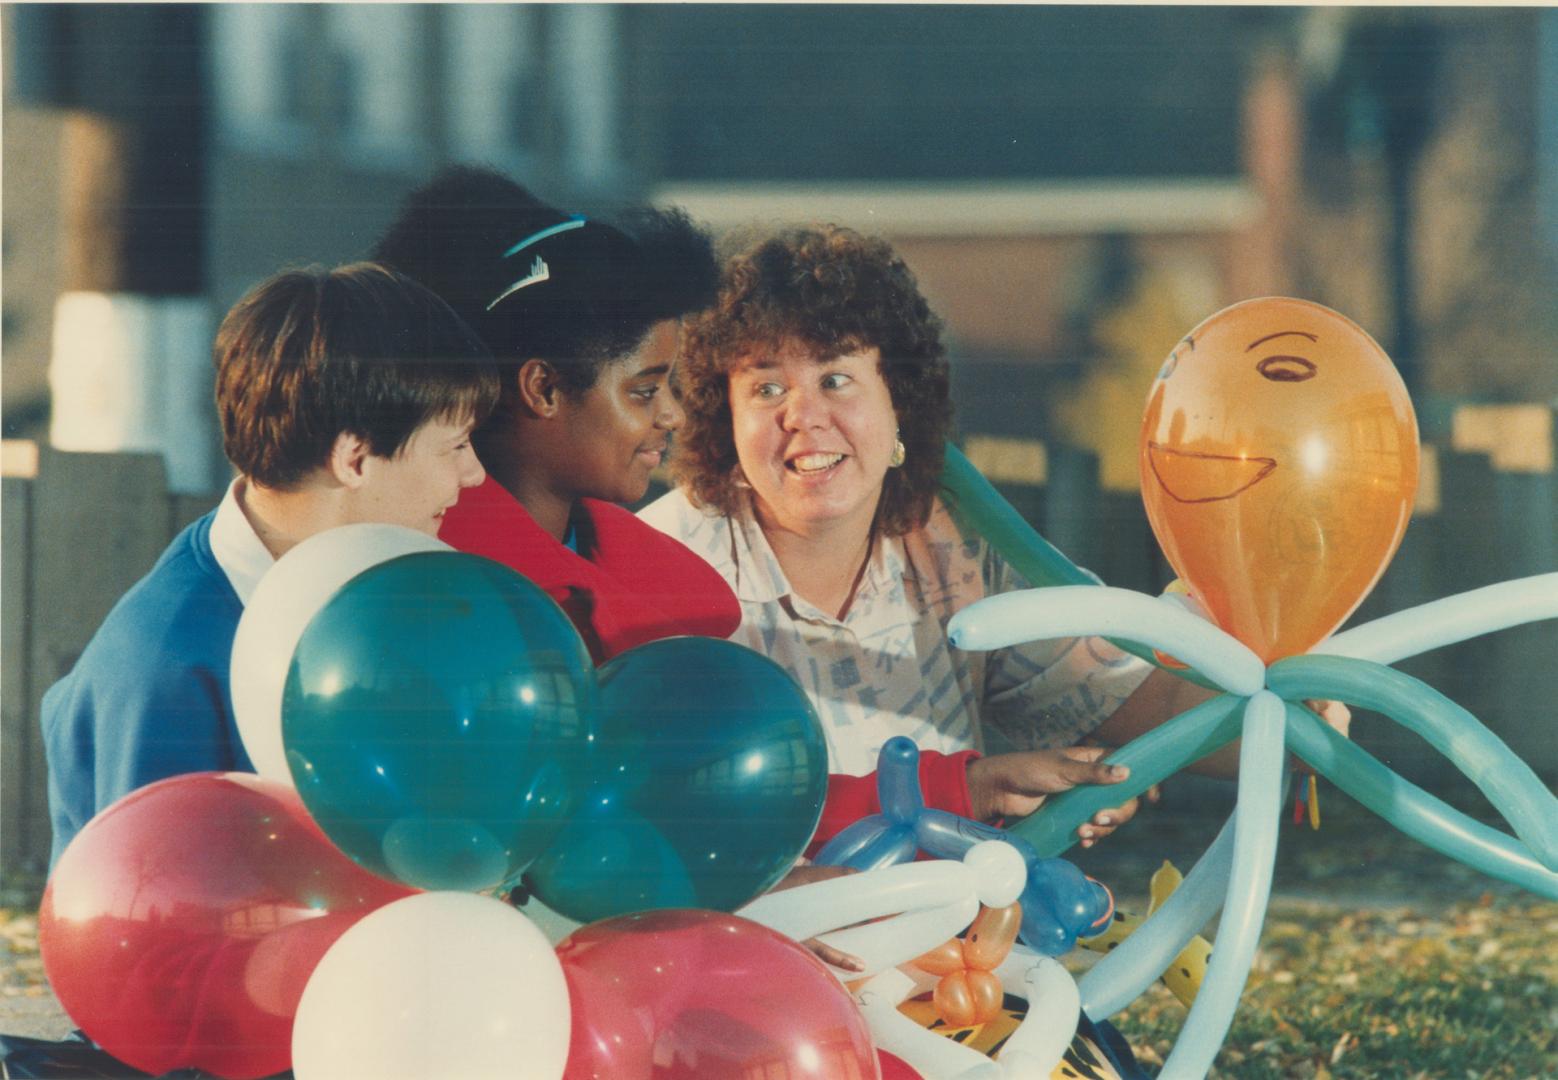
[889,433,906,469]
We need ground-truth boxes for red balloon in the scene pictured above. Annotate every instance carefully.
[39,772,416,1079]
[877,1050,925,1079]
[557,909,881,1080]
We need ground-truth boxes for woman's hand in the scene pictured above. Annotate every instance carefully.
[966,747,1142,847]
[769,864,866,972]
[1294,698,1352,774]
[1306,698,1351,738]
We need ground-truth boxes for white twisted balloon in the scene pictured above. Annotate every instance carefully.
[740,841,1081,1078]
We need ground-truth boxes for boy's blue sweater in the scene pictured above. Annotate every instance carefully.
[41,511,254,867]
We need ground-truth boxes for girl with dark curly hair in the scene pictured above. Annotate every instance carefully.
[371,166,741,663]
[643,224,1219,847]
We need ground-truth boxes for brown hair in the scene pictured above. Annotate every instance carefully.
[672,224,951,536]
[215,262,499,488]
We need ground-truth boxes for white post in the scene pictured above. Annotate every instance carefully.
[49,291,218,494]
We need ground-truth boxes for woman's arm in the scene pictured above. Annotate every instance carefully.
[1091,669,1352,778]
[807,745,1145,855]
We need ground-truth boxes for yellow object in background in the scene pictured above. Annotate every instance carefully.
[1145,861,1211,1007]
[1076,860,1211,1009]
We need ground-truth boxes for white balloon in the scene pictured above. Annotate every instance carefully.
[739,846,1027,981]
[816,891,981,979]
[1158,691,1286,1080]
[856,968,997,1079]
[962,839,1027,908]
[230,524,448,782]
[948,585,1267,697]
[292,892,569,1080]
[1314,572,1558,664]
[993,947,1081,1075]
[738,859,977,944]
[1079,811,1236,1021]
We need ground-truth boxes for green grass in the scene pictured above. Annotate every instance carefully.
[1063,779,1558,1078]
[1090,896,1558,1079]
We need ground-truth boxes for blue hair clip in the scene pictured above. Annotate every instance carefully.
[500,214,586,259]
[487,214,587,312]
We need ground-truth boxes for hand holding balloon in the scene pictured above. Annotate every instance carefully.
[966,745,1140,847]
[938,295,1554,1078]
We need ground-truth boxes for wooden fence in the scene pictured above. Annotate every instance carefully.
[3,408,1555,890]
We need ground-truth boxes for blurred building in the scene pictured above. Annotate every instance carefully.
[5,3,629,491]
[4,4,1556,493]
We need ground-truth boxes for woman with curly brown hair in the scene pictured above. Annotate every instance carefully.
[641,224,1221,849]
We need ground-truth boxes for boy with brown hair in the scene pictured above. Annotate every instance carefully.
[42,263,498,864]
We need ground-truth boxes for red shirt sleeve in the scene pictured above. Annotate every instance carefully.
[439,483,740,663]
[805,749,981,858]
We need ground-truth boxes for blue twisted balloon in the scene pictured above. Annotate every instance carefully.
[813,736,1114,955]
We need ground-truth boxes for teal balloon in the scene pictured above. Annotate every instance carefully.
[1269,654,1558,872]
[282,552,596,891]
[525,637,828,922]
[1008,692,1244,857]
[939,441,1094,590]
[939,440,1217,689]
[1281,702,1558,900]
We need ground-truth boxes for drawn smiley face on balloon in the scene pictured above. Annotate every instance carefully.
[1140,297,1419,662]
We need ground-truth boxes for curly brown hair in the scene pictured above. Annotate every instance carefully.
[673,224,952,536]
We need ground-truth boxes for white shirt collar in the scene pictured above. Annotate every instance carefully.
[725,497,794,605]
[209,477,275,605]
[728,495,909,626]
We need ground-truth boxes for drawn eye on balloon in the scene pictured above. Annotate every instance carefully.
[1249,329,1320,383]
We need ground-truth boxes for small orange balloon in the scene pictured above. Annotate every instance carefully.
[932,969,1004,1027]
[1140,298,1418,662]
[960,901,1022,970]
[913,903,1022,1028]
[912,938,968,977]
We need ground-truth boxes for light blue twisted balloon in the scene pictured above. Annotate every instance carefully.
[1158,691,1287,1080]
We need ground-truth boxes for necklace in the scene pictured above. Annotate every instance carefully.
[834,520,878,621]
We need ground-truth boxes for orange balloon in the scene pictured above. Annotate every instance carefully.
[1140,297,1418,663]
[932,970,978,1027]
[913,903,1023,1028]
[932,969,1005,1027]
[912,938,968,977]
[960,900,1022,970]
